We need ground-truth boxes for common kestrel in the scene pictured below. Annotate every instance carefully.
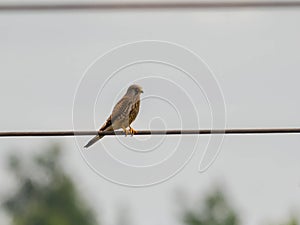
[84,84,143,148]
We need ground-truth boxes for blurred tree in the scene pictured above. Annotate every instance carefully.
[278,217,299,225]
[182,187,239,225]
[2,144,98,225]
[2,144,299,225]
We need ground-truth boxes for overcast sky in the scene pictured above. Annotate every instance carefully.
[0,3,300,225]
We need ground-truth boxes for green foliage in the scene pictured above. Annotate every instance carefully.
[2,144,299,225]
[3,144,98,225]
[279,217,299,225]
[183,187,239,225]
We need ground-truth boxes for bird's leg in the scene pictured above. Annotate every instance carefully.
[129,126,137,136]
[122,126,129,137]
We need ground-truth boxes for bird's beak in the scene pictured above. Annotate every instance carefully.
[140,90,144,93]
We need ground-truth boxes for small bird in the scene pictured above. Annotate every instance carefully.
[84,84,143,148]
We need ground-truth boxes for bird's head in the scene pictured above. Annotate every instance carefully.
[126,84,144,96]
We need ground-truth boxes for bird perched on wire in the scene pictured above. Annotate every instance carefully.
[84,84,143,148]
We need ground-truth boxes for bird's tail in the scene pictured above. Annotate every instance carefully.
[84,135,104,148]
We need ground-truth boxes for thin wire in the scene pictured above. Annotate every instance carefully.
[0,1,300,12]
[0,128,300,137]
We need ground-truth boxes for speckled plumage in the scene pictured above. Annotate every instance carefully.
[84,84,143,148]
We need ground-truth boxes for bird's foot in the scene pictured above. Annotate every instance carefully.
[122,128,129,137]
[129,127,137,136]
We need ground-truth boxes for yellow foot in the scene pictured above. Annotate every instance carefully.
[129,127,137,136]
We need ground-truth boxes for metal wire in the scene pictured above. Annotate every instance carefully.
[0,128,300,137]
[0,1,300,12]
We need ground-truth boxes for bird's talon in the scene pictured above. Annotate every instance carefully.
[129,127,137,136]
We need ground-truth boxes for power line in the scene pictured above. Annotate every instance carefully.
[0,1,300,12]
[0,128,300,137]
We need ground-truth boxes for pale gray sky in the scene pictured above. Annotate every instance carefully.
[0,4,300,225]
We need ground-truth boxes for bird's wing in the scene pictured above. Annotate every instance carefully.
[99,96,131,131]
[99,115,113,131]
[111,96,132,123]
